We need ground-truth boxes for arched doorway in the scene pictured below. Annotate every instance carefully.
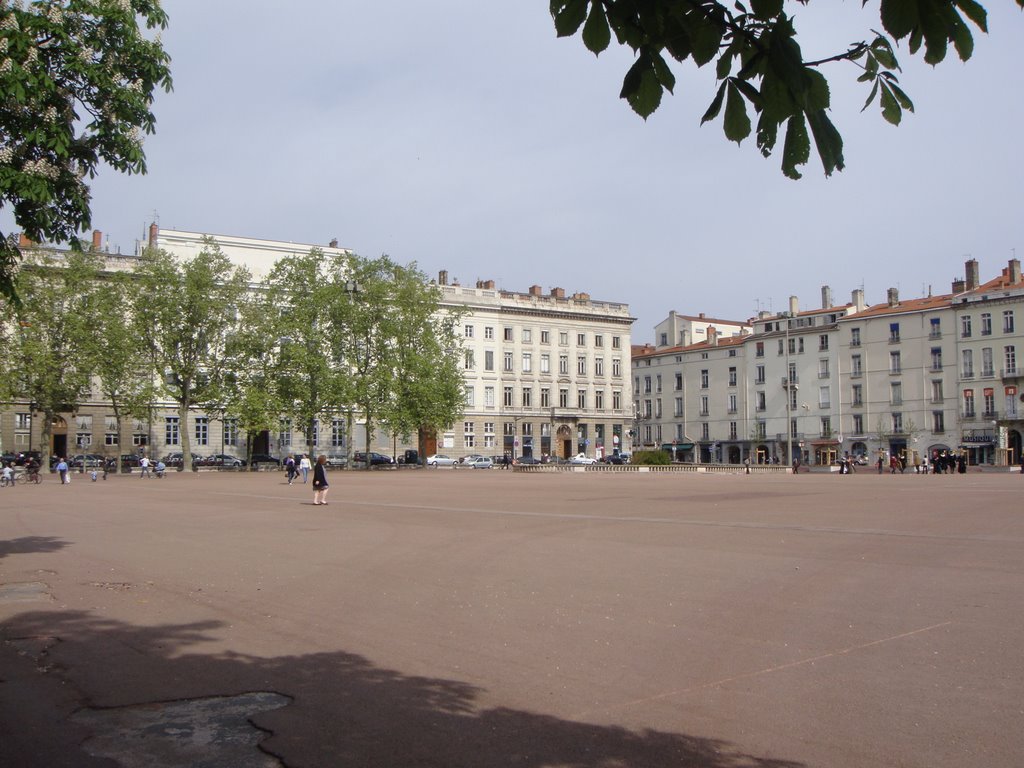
[556,424,573,460]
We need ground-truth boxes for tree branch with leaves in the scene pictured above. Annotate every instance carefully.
[551,0,1014,178]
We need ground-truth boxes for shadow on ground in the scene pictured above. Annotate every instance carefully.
[0,536,69,561]
[1,610,805,768]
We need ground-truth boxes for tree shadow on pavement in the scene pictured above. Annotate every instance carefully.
[1,610,805,768]
[0,536,69,561]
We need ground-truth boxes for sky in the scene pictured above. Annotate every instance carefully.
[45,2,1024,341]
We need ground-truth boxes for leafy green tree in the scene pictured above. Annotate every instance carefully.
[0,249,100,467]
[134,240,251,469]
[340,254,464,469]
[377,264,465,465]
[82,267,156,473]
[258,248,352,462]
[551,0,1017,178]
[0,0,172,304]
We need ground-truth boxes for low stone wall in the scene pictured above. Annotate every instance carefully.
[513,463,791,474]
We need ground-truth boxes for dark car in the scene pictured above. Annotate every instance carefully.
[248,453,281,465]
[162,452,204,468]
[353,451,394,466]
[603,454,625,465]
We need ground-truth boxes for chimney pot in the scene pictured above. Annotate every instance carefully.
[821,285,832,309]
[148,222,159,249]
[1009,258,1021,285]
[887,287,899,307]
[329,238,338,248]
[965,258,980,290]
[92,229,102,250]
[788,296,799,316]
[438,269,448,286]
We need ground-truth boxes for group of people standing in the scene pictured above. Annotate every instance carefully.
[284,454,329,505]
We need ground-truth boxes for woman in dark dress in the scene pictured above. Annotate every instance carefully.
[312,454,330,505]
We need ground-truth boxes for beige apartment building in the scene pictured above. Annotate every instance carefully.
[633,259,1024,468]
[1,228,634,464]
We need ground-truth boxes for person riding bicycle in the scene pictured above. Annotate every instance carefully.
[25,458,40,482]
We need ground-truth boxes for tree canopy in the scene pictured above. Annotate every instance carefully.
[0,0,172,304]
[551,0,1021,178]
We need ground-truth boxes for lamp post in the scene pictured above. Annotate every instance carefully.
[343,280,362,470]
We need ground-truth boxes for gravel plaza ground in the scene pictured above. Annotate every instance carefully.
[1,466,1022,768]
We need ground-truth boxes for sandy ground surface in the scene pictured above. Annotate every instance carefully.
[1,466,1022,767]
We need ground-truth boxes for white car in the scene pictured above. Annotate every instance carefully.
[426,454,457,467]
[569,453,598,465]
[468,456,493,469]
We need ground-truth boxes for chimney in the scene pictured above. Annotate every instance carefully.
[707,326,718,346]
[91,229,102,250]
[18,233,33,247]
[148,222,159,249]
[788,296,799,316]
[438,270,448,286]
[952,277,966,294]
[887,287,899,307]
[529,285,542,297]
[1010,258,1021,285]
[329,238,338,248]
[965,258,980,290]
[475,279,495,290]
[852,288,865,310]
[821,285,832,309]
[551,287,565,299]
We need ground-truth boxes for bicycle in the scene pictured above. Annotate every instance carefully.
[18,470,42,485]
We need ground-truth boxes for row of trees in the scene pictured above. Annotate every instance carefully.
[0,241,465,470]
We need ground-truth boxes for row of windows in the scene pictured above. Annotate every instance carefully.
[465,385,624,411]
[463,326,622,349]
[466,350,623,376]
[961,311,1015,337]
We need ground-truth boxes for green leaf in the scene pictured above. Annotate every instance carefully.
[879,82,901,125]
[954,0,988,32]
[871,40,898,70]
[860,80,880,112]
[723,82,751,143]
[620,54,663,118]
[880,0,918,39]
[948,14,974,61]
[551,0,588,37]
[781,114,810,180]
[805,109,845,176]
[887,80,915,112]
[750,0,784,21]
[582,1,611,54]
[686,13,724,67]
[701,82,728,124]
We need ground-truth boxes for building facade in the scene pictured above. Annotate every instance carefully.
[633,259,1024,467]
[1,228,634,464]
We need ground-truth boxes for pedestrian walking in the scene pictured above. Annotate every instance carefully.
[1,463,13,488]
[56,457,69,485]
[312,454,329,505]
[285,454,297,485]
[299,454,311,483]
[139,455,150,478]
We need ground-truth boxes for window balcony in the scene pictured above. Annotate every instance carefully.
[983,409,998,420]
[1001,367,1020,379]
[850,370,863,379]
[962,409,977,420]
[818,371,830,379]
[962,370,974,379]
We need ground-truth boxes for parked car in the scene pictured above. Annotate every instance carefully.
[460,454,485,465]
[353,451,394,466]
[324,453,348,468]
[401,449,420,465]
[426,454,457,467]
[204,453,246,468]
[569,453,598,465]
[248,453,281,465]
[467,456,493,469]
[515,455,538,465]
[163,452,204,468]
[118,454,143,471]
[603,454,625,465]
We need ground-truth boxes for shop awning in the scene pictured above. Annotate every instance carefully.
[662,443,694,451]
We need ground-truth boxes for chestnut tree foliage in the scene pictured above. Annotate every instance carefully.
[551,0,1021,178]
[0,0,172,303]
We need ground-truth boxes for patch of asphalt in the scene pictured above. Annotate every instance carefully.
[71,692,292,768]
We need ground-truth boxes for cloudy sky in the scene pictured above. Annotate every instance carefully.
[77,2,1024,340]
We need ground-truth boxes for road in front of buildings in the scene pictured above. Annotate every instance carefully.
[1,466,1021,768]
